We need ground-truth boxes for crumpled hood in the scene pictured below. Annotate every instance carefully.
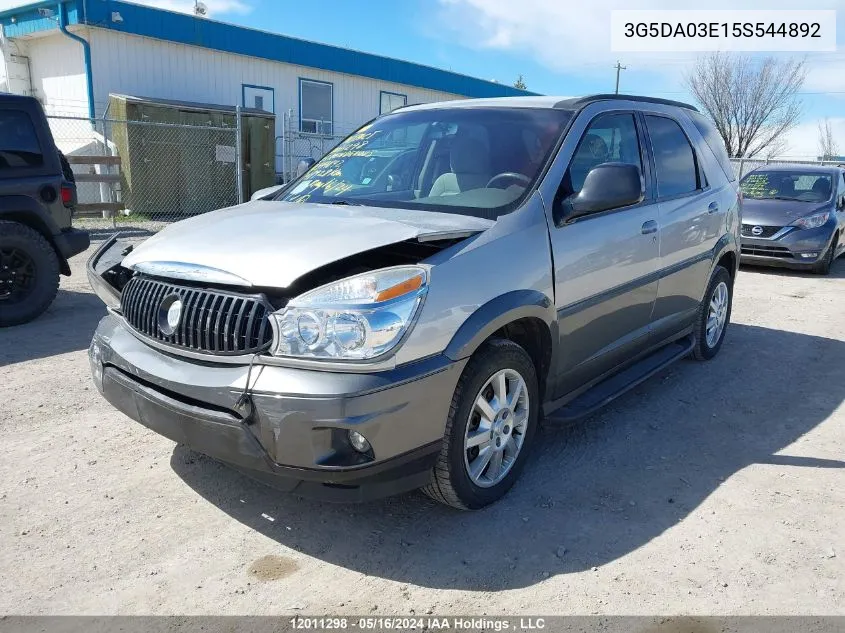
[122,200,494,288]
[742,198,832,227]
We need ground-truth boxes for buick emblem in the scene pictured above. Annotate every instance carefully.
[158,295,183,336]
[751,225,764,236]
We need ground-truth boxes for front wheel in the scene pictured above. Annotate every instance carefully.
[691,265,732,361]
[423,339,539,510]
[813,236,837,275]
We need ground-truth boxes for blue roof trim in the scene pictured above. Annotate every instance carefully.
[0,1,80,37]
[74,0,534,98]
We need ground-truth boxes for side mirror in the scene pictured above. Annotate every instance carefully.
[564,163,643,221]
[296,158,316,177]
[838,194,845,210]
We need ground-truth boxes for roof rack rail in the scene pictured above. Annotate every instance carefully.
[556,94,699,112]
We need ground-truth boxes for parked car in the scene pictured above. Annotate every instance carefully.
[88,94,740,509]
[739,165,845,274]
[0,94,90,326]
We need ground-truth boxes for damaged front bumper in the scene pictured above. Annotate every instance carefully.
[86,236,465,501]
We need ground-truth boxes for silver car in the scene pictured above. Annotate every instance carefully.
[88,95,740,509]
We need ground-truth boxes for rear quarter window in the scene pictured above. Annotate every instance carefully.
[687,111,736,182]
[0,110,44,171]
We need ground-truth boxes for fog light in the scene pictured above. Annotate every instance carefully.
[800,252,819,259]
[348,430,371,453]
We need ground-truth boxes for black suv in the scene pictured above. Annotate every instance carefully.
[0,94,90,326]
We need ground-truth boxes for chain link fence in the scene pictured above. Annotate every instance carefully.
[48,115,241,236]
[277,111,357,183]
[729,157,844,180]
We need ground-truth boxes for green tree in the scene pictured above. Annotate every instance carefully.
[513,75,527,90]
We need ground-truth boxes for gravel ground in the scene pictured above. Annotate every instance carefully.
[1,240,843,616]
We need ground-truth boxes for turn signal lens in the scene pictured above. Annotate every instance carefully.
[375,274,423,302]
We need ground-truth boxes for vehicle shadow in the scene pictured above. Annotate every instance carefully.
[170,323,845,590]
[0,289,105,365]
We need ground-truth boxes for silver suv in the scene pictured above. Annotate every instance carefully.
[88,95,740,509]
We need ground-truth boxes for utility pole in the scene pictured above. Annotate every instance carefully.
[614,60,627,94]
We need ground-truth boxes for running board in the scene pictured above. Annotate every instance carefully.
[545,335,695,423]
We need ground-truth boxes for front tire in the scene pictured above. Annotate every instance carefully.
[0,221,60,327]
[813,236,837,275]
[423,339,539,510]
[691,265,732,361]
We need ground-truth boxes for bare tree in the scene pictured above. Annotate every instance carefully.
[513,74,527,90]
[686,53,806,158]
[818,118,839,160]
[763,136,789,160]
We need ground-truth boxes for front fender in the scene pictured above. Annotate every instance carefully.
[443,289,556,361]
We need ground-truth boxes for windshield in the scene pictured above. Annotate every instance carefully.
[279,107,571,219]
[740,170,834,203]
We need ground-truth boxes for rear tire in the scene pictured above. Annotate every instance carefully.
[423,339,539,510]
[0,221,60,327]
[692,265,732,361]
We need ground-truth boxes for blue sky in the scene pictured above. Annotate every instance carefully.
[2,0,843,155]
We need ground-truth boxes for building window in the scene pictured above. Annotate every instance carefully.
[300,79,333,135]
[242,84,275,114]
[380,91,407,114]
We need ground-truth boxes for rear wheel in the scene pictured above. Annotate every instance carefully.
[691,265,732,361]
[0,221,60,327]
[423,339,539,510]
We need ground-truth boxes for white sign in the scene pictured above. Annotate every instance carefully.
[611,10,836,52]
[215,145,236,163]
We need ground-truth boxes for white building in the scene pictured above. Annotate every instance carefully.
[0,0,530,139]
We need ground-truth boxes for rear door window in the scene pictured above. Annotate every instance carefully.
[645,115,699,198]
[0,110,44,171]
[687,111,736,182]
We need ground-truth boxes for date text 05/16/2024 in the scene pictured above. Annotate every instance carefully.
[288,617,547,631]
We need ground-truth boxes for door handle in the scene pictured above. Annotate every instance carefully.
[641,220,658,234]
[708,201,720,214]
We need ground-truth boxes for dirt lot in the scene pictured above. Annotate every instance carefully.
[1,237,843,616]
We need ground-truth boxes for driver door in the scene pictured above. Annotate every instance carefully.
[548,111,661,398]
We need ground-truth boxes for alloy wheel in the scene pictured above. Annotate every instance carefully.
[705,281,729,348]
[0,246,36,304]
[463,368,530,488]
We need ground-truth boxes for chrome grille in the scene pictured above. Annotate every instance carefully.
[741,224,782,238]
[121,275,273,355]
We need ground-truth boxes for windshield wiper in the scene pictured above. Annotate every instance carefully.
[328,199,363,206]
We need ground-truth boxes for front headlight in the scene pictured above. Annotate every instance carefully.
[792,211,831,230]
[269,266,428,360]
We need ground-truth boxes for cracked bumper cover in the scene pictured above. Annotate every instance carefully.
[89,314,466,502]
